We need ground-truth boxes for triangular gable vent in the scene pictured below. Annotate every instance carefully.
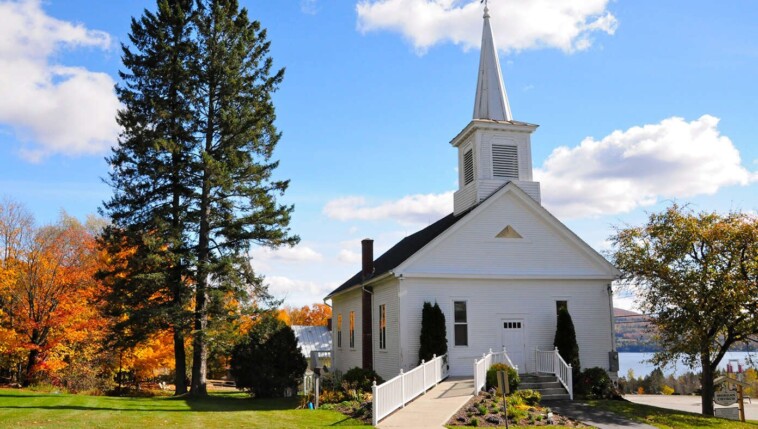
[496,225,522,239]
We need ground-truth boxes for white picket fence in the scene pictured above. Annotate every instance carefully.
[473,347,517,395]
[535,347,573,400]
[372,354,449,426]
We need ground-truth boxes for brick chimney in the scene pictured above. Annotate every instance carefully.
[361,239,374,279]
[361,239,374,370]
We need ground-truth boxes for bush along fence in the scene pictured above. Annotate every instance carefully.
[372,353,449,425]
[474,348,517,395]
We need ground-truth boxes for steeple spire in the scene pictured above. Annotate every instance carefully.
[473,2,512,121]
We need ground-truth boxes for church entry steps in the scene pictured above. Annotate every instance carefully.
[519,373,571,401]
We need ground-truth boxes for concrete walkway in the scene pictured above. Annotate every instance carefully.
[377,377,474,429]
[547,400,657,429]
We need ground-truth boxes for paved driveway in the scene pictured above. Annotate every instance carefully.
[624,394,758,420]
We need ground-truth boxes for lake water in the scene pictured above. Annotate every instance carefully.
[619,352,756,377]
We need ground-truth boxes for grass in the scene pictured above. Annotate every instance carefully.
[587,399,758,429]
[0,388,370,428]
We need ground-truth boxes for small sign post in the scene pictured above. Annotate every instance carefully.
[496,370,509,429]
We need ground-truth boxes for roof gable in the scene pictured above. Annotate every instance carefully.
[396,183,620,278]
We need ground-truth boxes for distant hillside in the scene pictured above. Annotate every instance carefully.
[612,308,755,352]
[613,308,658,352]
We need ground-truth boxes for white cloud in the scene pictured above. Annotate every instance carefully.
[0,0,120,161]
[266,275,335,307]
[251,245,323,263]
[338,249,361,264]
[300,0,318,15]
[356,0,617,54]
[536,115,757,219]
[323,191,453,225]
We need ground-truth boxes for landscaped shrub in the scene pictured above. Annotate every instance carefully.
[342,367,384,392]
[230,312,307,397]
[418,301,447,364]
[554,306,581,381]
[512,388,541,406]
[319,370,342,391]
[485,363,519,393]
[575,367,618,399]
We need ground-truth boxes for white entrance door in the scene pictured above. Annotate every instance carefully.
[501,320,526,373]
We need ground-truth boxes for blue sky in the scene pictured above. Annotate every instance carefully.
[1,0,756,309]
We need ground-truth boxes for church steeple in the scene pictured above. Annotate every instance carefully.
[473,3,512,121]
[450,1,541,215]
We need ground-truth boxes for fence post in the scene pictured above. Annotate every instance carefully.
[400,369,405,407]
[568,364,573,400]
[554,347,559,376]
[372,381,378,426]
[433,354,438,384]
[422,359,426,391]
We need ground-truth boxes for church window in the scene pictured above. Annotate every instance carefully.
[454,301,468,346]
[379,304,387,350]
[337,314,342,348]
[349,311,355,348]
[463,149,474,185]
[492,144,518,179]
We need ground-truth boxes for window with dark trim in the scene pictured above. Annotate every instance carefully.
[349,311,355,348]
[556,300,568,314]
[454,301,468,346]
[337,314,342,348]
[379,304,387,350]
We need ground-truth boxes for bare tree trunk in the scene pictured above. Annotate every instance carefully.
[701,350,714,416]
[173,327,188,395]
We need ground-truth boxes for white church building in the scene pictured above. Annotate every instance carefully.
[325,6,620,382]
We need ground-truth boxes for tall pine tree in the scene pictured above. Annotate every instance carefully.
[188,0,298,395]
[103,0,297,397]
[100,0,196,395]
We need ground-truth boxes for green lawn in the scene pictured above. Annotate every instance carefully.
[0,388,370,429]
[587,399,758,429]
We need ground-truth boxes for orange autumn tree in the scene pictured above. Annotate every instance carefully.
[0,198,33,380]
[1,208,107,386]
[279,304,331,326]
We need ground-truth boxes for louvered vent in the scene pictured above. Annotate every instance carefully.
[463,149,474,185]
[492,144,518,179]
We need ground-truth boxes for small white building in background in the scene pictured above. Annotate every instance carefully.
[325,7,620,382]
[292,325,332,369]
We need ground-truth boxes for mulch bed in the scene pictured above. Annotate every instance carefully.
[447,391,589,427]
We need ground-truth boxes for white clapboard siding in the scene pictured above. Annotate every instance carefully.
[372,278,401,381]
[331,287,363,374]
[401,185,615,278]
[398,278,614,377]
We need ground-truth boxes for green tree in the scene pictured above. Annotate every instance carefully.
[187,0,298,395]
[100,0,196,395]
[610,204,758,415]
[230,313,306,397]
[554,306,580,381]
[418,301,447,364]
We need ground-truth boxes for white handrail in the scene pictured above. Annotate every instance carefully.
[473,347,517,395]
[372,353,449,425]
[536,347,573,400]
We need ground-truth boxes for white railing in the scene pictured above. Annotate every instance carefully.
[310,350,332,370]
[473,347,517,395]
[372,353,449,426]
[535,347,573,400]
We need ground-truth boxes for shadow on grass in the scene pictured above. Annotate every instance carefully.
[0,391,303,413]
[589,399,758,428]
